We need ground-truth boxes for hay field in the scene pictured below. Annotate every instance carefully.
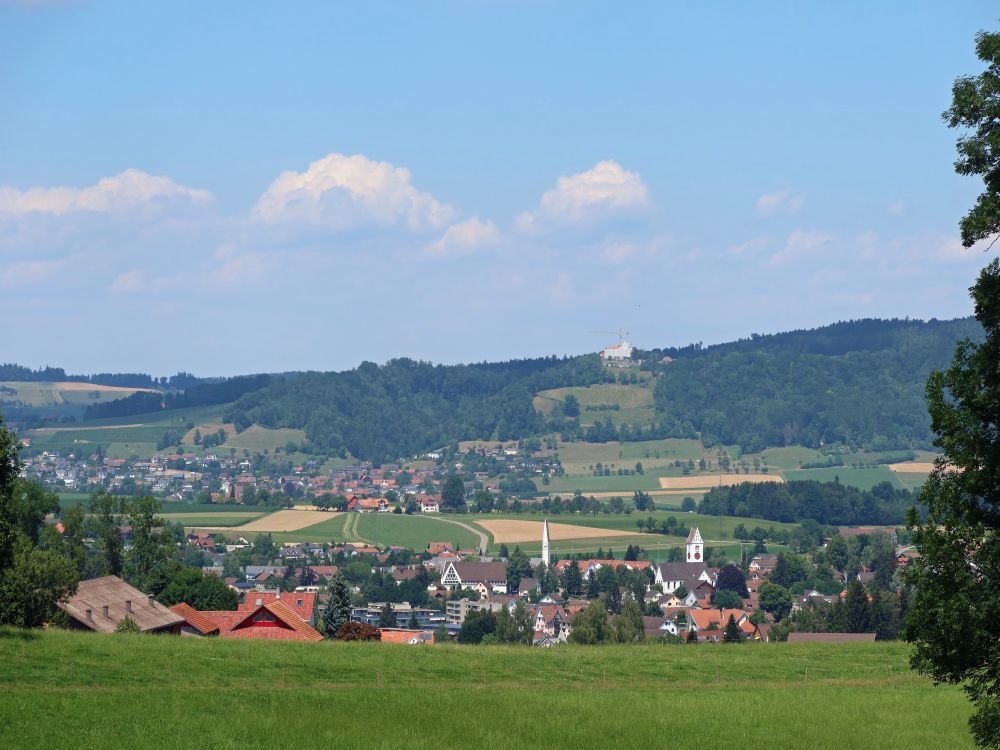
[658,473,783,489]
[888,462,937,473]
[195,509,339,533]
[477,519,646,544]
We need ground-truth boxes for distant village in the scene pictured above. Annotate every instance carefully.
[57,516,905,647]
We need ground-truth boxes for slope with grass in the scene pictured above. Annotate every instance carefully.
[0,628,973,750]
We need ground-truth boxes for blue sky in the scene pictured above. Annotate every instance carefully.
[1,1,997,376]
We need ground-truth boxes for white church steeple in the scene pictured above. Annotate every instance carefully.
[542,517,551,567]
[686,526,703,562]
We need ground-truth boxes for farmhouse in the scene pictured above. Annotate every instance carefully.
[58,575,184,634]
[189,600,324,641]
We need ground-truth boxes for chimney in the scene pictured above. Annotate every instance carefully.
[125,599,133,613]
[85,608,93,622]
[102,605,110,618]
[148,595,155,607]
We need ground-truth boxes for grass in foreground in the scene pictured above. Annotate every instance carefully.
[0,628,972,749]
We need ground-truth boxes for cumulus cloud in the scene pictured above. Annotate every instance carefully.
[516,160,649,233]
[426,217,500,257]
[0,169,212,217]
[252,153,456,232]
[769,229,835,264]
[756,189,804,217]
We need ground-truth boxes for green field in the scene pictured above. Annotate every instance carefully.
[160,512,265,527]
[0,628,974,749]
[0,381,154,408]
[205,512,483,551]
[546,472,665,494]
[783,466,903,491]
[759,446,826,470]
[534,382,657,427]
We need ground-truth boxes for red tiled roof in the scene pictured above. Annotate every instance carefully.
[240,591,316,623]
[204,601,323,641]
[169,602,222,635]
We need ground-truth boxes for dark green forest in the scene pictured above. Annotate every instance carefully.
[223,357,611,462]
[7,316,982,462]
[698,479,916,526]
[650,317,982,451]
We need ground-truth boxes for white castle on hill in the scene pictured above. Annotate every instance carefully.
[600,341,635,365]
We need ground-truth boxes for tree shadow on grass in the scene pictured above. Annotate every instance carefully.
[0,627,41,641]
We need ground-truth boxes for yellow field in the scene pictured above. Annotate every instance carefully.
[477,519,645,544]
[57,382,155,393]
[888,462,937,473]
[194,509,339,533]
[657,473,783,489]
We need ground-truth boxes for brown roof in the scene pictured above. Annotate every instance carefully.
[169,602,222,635]
[58,575,185,633]
[787,632,877,643]
[450,562,507,584]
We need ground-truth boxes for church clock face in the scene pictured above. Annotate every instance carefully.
[694,552,701,560]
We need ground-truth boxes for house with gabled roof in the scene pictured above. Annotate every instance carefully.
[58,575,184,634]
[192,599,324,641]
[440,561,508,594]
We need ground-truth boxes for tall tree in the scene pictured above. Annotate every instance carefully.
[561,561,583,597]
[440,475,466,512]
[89,491,123,577]
[122,495,173,593]
[723,614,743,643]
[844,579,872,634]
[324,572,352,639]
[904,29,1000,750]
[714,563,750,597]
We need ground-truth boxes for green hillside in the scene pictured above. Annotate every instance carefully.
[0,628,973,749]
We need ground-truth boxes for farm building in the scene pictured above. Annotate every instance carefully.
[58,575,184,634]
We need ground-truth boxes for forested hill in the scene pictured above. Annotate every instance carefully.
[21,316,980,462]
[223,357,611,462]
[649,317,982,452]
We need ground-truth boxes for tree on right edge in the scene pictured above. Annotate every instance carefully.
[904,29,1000,749]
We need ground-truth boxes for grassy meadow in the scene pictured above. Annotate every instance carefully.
[0,628,973,749]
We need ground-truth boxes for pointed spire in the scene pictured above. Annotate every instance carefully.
[542,517,551,567]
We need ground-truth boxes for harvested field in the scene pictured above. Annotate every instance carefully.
[207,509,339,533]
[477,519,646,544]
[55,382,155,393]
[658,473,783,489]
[888,462,937,473]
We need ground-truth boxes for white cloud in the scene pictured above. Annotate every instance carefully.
[426,217,500,257]
[252,152,456,232]
[887,199,905,216]
[769,230,835,264]
[756,189,804,217]
[516,160,649,233]
[726,236,770,257]
[0,169,212,217]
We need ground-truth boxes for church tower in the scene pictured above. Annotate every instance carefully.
[686,527,703,562]
[542,518,551,567]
